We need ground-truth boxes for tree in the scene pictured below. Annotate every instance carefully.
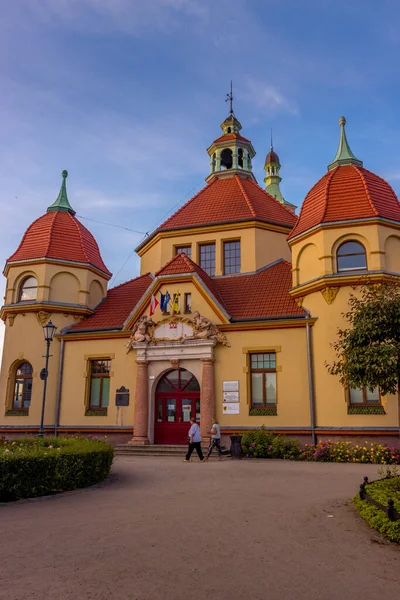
[328,282,400,396]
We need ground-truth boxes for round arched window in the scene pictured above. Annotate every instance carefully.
[12,362,33,410]
[337,241,367,272]
[19,277,37,302]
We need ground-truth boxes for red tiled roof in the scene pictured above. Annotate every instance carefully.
[7,211,111,276]
[212,133,250,144]
[288,164,400,240]
[213,260,304,320]
[158,175,297,231]
[68,274,153,331]
[156,253,227,310]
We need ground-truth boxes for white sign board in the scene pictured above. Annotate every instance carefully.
[223,403,240,414]
[223,391,239,403]
[223,380,239,392]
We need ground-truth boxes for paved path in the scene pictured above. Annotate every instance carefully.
[1,457,399,600]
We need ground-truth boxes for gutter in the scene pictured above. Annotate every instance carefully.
[54,338,65,436]
[304,309,317,444]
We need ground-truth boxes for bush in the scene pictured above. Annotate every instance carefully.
[0,437,114,502]
[242,429,301,460]
[353,476,400,543]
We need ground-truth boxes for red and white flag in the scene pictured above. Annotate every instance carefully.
[149,294,159,316]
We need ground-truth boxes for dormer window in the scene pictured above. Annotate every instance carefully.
[19,277,38,302]
[337,241,367,272]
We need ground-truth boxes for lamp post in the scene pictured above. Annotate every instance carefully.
[38,320,57,438]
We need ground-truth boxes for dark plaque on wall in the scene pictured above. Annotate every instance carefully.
[115,386,130,406]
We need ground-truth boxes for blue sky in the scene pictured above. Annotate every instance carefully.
[1,0,400,356]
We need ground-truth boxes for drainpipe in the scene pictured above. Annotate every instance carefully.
[54,338,65,437]
[304,309,317,445]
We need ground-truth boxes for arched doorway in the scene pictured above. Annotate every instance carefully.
[154,368,200,445]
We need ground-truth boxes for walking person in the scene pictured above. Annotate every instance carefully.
[205,418,223,461]
[183,417,205,462]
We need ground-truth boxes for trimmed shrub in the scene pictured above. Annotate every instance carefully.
[242,429,301,460]
[0,437,114,502]
[353,476,400,543]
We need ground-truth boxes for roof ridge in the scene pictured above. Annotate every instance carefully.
[159,178,219,230]
[155,253,194,276]
[244,177,297,218]
[72,215,91,263]
[353,165,381,217]
[45,211,58,256]
[235,175,256,217]
[321,168,337,223]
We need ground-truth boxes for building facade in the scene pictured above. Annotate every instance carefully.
[1,112,400,446]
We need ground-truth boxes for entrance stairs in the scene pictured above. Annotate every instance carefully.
[115,444,230,459]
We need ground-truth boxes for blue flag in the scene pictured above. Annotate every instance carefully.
[160,291,171,312]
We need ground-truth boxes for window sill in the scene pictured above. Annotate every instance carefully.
[249,407,277,416]
[5,409,29,416]
[347,405,386,415]
[85,408,108,416]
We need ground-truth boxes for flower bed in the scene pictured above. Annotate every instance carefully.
[353,475,400,542]
[242,429,400,464]
[0,437,114,502]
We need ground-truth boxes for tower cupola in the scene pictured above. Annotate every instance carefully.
[206,83,256,184]
[264,134,296,212]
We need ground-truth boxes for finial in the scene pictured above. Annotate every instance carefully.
[47,169,76,216]
[328,116,363,171]
[226,81,234,115]
[270,127,273,151]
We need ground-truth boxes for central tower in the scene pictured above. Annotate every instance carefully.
[205,86,256,184]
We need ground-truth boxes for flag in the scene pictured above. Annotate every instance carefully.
[149,294,159,316]
[171,292,180,313]
[160,291,170,312]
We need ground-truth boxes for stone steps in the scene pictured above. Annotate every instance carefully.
[115,444,230,458]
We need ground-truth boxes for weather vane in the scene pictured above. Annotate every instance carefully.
[226,81,234,115]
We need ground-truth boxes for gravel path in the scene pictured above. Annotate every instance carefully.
[1,457,399,600]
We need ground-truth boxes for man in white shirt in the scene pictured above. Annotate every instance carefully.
[183,418,205,462]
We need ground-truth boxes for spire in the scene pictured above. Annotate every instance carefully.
[328,116,363,171]
[264,136,296,212]
[226,81,234,115]
[47,170,76,216]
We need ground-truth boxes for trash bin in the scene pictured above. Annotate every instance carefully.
[230,435,243,459]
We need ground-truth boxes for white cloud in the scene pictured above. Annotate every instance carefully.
[239,78,299,116]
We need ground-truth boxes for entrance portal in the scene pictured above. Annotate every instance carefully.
[154,369,200,445]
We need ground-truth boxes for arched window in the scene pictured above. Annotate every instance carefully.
[238,148,244,168]
[12,362,33,410]
[19,277,37,302]
[337,241,367,272]
[220,148,233,170]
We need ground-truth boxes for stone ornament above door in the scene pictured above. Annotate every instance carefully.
[126,313,229,353]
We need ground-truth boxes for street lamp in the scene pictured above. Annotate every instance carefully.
[38,320,57,438]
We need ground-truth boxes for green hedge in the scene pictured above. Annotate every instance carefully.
[0,437,114,502]
[353,477,400,542]
[242,429,301,459]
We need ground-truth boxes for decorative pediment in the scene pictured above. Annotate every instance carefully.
[126,312,230,352]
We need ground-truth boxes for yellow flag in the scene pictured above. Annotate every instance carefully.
[171,292,180,313]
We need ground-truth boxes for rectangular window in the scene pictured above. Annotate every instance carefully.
[223,240,241,274]
[89,359,111,409]
[175,246,191,259]
[349,387,380,405]
[199,243,216,276]
[184,293,192,313]
[250,353,277,407]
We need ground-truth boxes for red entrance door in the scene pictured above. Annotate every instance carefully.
[154,369,200,445]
